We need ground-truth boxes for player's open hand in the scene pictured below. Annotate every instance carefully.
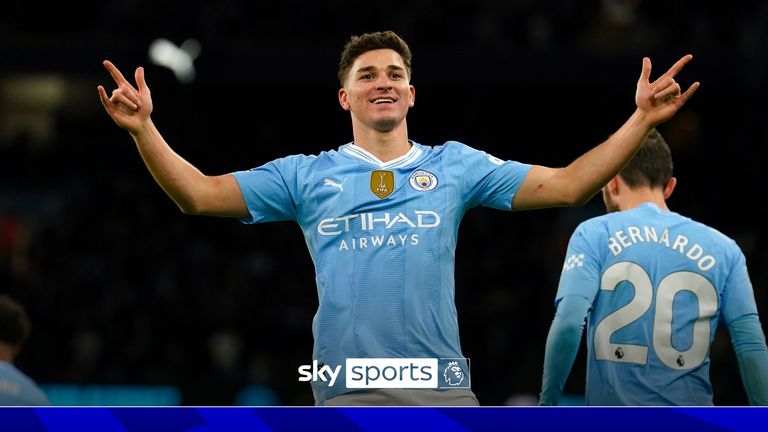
[98,60,153,134]
[635,55,699,126]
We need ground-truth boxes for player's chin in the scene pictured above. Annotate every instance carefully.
[370,112,408,132]
[371,118,399,132]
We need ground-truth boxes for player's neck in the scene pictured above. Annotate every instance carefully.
[620,192,669,212]
[0,343,16,363]
[351,121,411,163]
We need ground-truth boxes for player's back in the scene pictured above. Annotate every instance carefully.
[578,203,750,405]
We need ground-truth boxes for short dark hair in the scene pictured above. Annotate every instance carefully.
[0,295,31,347]
[338,31,412,87]
[619,128,673,189]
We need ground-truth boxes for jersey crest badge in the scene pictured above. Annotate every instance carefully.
[409,170,438,192]
[370,170,395,199]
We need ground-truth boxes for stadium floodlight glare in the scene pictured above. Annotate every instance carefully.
[148,38,201,84]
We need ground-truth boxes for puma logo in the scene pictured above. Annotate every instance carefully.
[323,177,347,192]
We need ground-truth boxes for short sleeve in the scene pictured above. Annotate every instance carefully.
[445,142,532,211]
[231,154,307,224]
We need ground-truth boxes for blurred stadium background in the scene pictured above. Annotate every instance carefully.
[1,0,767,405]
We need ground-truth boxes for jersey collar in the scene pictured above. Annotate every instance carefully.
[341,141,424,169]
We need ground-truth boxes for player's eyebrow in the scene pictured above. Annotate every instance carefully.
[355,65,405,74]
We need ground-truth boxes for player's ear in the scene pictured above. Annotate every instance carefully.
[607,177,620,196]
[408,85,415,107]
[338,88,350,111]
[663,177,677,199]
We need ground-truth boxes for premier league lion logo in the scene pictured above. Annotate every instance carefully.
[443,361,465,386]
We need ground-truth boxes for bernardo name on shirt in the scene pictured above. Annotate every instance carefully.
[607,224,716,271]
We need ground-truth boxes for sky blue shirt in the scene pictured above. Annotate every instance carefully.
[555,202,759,405]
[0,361,50,406]
[233,141,531,403]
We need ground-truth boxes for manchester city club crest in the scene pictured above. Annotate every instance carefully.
[408,170,438,192]
[370,170,395,199]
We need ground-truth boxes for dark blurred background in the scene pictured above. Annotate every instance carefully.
[1,0,767,405]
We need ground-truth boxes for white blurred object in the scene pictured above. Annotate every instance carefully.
[148,38,201,84]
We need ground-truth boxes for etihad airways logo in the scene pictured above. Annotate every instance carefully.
[317,211,441,251]
[317,211,441,236]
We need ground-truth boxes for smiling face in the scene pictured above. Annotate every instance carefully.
[338,49,415,133]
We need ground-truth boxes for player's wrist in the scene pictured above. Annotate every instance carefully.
[128,117,156,139]
[629,108,657,131]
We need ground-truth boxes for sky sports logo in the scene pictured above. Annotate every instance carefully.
[297,358,470,389]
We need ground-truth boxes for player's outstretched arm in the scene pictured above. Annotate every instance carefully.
[513,55,700,210]
[98,61,248,218]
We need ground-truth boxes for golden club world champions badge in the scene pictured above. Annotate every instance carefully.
[370,170,394,199]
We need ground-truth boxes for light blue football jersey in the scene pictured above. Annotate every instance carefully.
[557,202,758,405]
[233,141,531,403]
[0,362,49,406]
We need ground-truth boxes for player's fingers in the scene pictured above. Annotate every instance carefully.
[638,57,651,83]
[679,82,700,105]
[103,60,130,85]
[97,85,112,109]
[663,54,693,79]
[651,77,675,93]
[110,89,139,110]
[135,66,150,93]
[117,85,141,106]
[654,81,680,100]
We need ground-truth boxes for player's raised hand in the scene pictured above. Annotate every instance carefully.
[98,60,153,134]
[635,55,700,126]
